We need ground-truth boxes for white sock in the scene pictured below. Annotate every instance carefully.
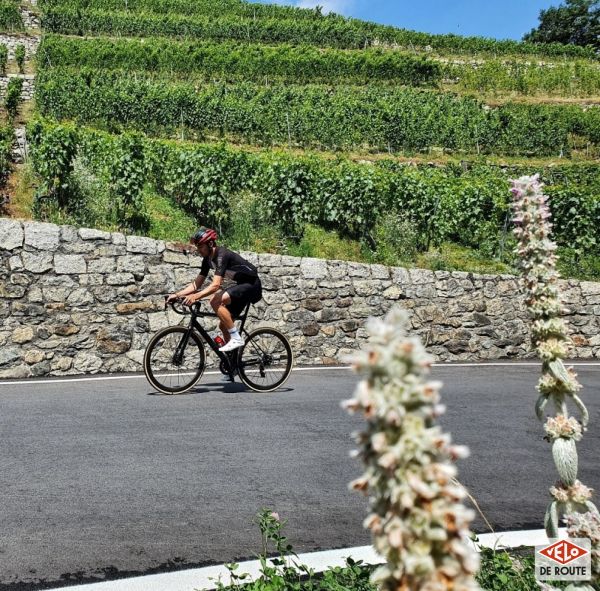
[228,327,241,341]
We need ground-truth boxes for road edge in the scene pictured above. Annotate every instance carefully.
[46,528,564,591]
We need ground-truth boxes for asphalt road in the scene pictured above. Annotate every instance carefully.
[0,363,599,590]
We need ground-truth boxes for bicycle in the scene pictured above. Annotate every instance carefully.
[143,297,294,394]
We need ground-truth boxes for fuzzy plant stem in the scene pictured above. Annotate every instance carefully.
[343,306,481,591]
[511,175,599,587]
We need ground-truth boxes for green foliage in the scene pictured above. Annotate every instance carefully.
[0,0,24,32]
[222,191,281,254]
[144,191,197,241]
[557,246,600,281]
[110,131,147,230]
[40,5,596,59]
[197,511,588,591]
[38,0,330,21]
[27,119,78,216]
[5,76,23,121]
[524,0,600,48]
[26,120,600,261]
[14,43,25,74]
[370,213,420,266]
[446,58,600,97]
[208,509,376,591]
[257,158,320,238]
[475,547,538,591]
[0,123,12,191]
[147,141,248,233]
[0,44,7,75]
[547,183,600,254]
[283,224,365,261]
[37,34,441,87]
[36,68,600,156]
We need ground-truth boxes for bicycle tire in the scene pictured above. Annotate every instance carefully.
[238,328,293,392]
[143,326,206,394]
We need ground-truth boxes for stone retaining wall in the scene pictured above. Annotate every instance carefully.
[19,7,40,30]
[0,74,34,101]
[0,34,39,59]
[1,219,599,378]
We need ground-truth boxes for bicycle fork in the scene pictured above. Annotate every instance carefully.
[172,329,192,367]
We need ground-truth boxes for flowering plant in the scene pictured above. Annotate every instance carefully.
[344,307,480,591]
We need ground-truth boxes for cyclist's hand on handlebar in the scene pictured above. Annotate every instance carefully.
[182,293,201,307]
[166,293,179,304]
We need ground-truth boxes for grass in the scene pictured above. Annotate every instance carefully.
[144,191,197,242]
[3,163,35,219]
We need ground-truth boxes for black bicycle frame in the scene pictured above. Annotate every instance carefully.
[172,301,253,379]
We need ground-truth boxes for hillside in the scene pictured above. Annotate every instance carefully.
[1,0,599,280]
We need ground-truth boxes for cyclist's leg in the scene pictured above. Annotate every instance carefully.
[221,284,256,344]
[210,290,235,342]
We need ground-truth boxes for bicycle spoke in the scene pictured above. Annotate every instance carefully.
[144,327,205,394]
[239,329,293,392]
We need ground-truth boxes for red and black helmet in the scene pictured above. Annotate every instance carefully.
[191,227,218,246]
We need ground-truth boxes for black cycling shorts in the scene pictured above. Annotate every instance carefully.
[225,279,262,318]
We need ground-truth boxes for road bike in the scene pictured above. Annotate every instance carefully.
[143,297,293,394]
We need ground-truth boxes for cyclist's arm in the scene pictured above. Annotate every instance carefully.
[194,249,227,299]
[194,274,223,299]
[168,275,206,301]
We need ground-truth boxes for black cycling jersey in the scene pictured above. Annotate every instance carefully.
[198,247,259,285]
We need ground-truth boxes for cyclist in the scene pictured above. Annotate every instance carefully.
[166,227,262,352]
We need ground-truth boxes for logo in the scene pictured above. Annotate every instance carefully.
[539,540,589,565]
[536,538,591,582]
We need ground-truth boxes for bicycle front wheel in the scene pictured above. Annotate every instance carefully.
[238,328,293,392]
[143,327,206,394]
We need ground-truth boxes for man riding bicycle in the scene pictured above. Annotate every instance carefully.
[166,227,262,352]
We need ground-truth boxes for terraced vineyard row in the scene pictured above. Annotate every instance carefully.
[29,119,600,256]
[40,4,597,59]
[37,35,600,97]
[35,67,600,157]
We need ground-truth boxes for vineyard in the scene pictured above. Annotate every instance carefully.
[7,0,600,278]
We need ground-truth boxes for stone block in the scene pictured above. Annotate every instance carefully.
[371,264,390,280]
[0,283,26,298]
[383,285,404,300]
[79,228,111,240]
[12,326,34,343]
[24,222,60,251]
[126,235,157,254]
[115,301,154,314]
[300,258,328,280]
[163,250,189,265]
[96,326,132,354]
[73,352,103,373]
[0,347,20,366]
[54,254,87,274]
[107,273,135,286]
[0,218,23,250]
[24,350,45,365]
[117,255,146,274]
[8,255,23,271]
[60,226,78,243]
[22,251,53,273]
[88,258,116,273]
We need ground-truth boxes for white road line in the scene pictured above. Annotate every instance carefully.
[1,362,599,386]
[47,528,562,591]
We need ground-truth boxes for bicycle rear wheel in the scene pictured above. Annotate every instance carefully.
[238,328,293,392]
[144,326,206,394]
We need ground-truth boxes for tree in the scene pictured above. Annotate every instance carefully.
[524,0,600,49]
